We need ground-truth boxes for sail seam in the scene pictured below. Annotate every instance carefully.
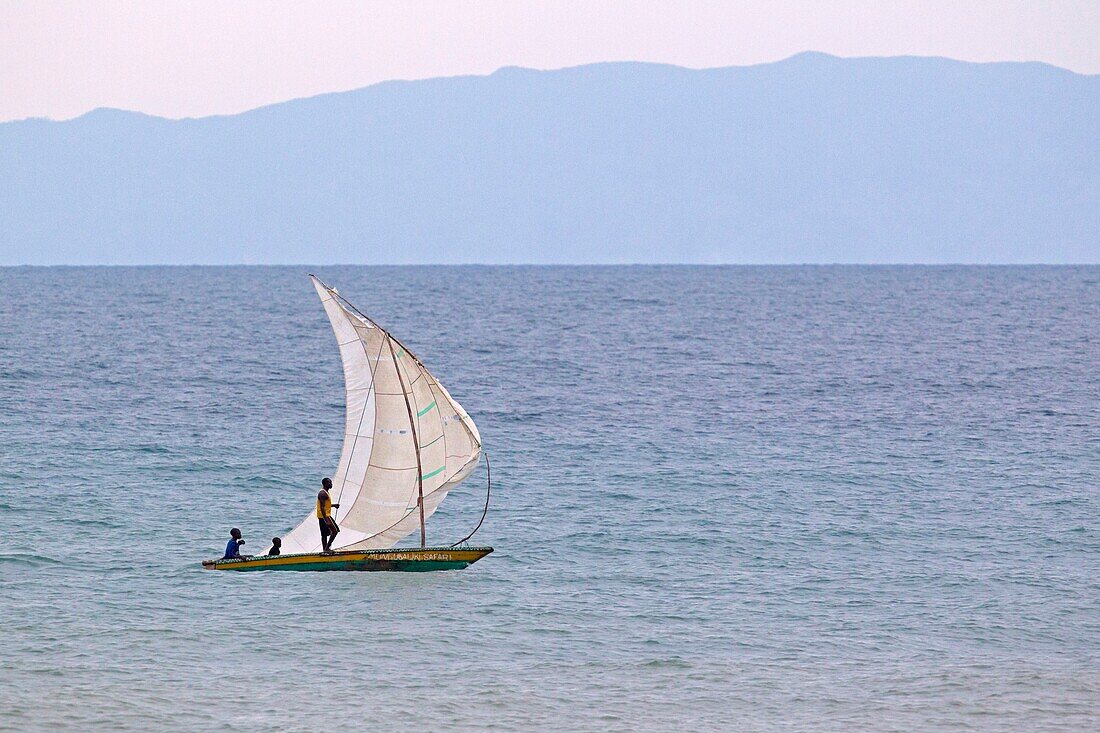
[366,462,419,471]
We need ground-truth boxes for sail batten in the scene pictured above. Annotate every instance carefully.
[275,275,481,555]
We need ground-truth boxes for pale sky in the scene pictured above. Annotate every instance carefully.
[1,0,1097,122]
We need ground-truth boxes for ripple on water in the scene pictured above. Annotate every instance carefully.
[0,265,1098,731]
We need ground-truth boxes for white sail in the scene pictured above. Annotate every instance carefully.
[277,275,482,553]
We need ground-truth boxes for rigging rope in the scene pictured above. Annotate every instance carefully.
[451,450,491,547]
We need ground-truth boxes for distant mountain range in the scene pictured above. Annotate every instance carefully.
[1,53,1097,264]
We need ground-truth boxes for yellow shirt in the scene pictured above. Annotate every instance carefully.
[316,490,332,519]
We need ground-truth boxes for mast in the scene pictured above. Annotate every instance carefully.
[388,335,427,548]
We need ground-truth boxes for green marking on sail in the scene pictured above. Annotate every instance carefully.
[417,400,437,417]
[421,466,445,481]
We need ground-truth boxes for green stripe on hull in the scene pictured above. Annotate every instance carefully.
[226,559,471,572]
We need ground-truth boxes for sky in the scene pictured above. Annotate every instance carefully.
[1,0,1097,122]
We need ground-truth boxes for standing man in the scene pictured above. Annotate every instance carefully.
[317,477,341,553]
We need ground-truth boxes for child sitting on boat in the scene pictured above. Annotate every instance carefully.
[268,537,282,556]
[223,527,247,559]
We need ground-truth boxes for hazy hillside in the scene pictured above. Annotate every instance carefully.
[1,53,1097,264]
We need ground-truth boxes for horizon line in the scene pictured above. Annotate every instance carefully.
[4,263,1098,269]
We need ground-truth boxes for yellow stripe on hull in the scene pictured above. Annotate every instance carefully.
[201,546,493,572]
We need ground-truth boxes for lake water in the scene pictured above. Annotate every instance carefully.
[0,265,1097,731]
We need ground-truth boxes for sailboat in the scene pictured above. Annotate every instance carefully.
[202,275,493,572]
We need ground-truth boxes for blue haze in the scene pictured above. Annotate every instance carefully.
[1,54,1098,265]
[0,265,1097,731]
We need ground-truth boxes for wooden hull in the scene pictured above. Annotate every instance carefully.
[201,546,493,572]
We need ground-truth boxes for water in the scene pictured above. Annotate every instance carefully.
[0,265,1097,731]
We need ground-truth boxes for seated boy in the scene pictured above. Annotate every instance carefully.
[223,527,246,559]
